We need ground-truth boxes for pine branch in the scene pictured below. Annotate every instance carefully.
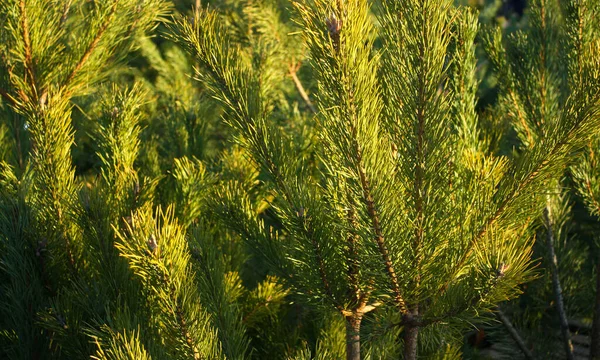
[410,0,429,307]
[304,212,344,313]
[174,295,202,360]
[357,160,407,313]
[174,10,349,316]
[19,0,37,98]
[575,2,584,89]
[509,90,534,147]
[295,0,408,315]
[538,0,549,133]
[1,52,29,105]
[60,0,72,28]
[55,202,76,273]
[439,103,597,296]
[60,1,119,95]
[115,207,221,359]
[91,327,153,360]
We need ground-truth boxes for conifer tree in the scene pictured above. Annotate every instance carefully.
[485,0,600,357]
[568,3,600,357]
[2,0,600,359]
[1,1,313,358]
[176,0,600,358]
[0,1,170,358]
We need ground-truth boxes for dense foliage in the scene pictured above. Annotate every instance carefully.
[0,0,599,359]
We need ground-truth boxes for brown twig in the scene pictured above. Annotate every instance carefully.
[175,295,202,360]
[289,62,317,114]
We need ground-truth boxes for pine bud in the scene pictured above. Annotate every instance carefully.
[326,13,342,50]
[56,314,68,330]
[147,234,158,254]
[296,207,305,218]
[391,143,398,158]
[496,263,509,278]
[38,91,47,108]
[133,181,140,198]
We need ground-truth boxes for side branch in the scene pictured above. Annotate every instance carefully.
[61,1,119,92]
[357,163,407,313]
[304,217,344,313]
[438,121,581,295]
[173,290,202,360]
[543,206,575,360]
[509,90,533,147]
[19,0,37,97]
[0,88,16,107]
[289,62,317,114]
[60,0,73,28]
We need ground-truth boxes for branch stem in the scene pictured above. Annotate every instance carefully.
[543,204,575,360]
[19,0,37,97]
[402,310,419,360]
[289,63,317,114]
[591,254,600,360]
[345,313,362,360]
[60,1,118,94]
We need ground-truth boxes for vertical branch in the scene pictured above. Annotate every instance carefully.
[543,205,575,360]
[591,255,600,360]
[402,313,419,360]
[410,0,428,308]
[345,313,361,360]
[537,0,548,132]
[509,91,534,147]
[174,295,201,360]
